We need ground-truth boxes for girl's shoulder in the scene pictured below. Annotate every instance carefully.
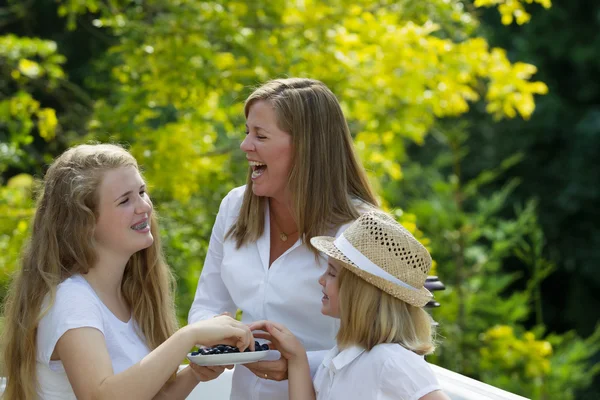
[370,342,427,364]
[54,275,99,304]
[42,275,104,326]
[371,344,440,394]
[37,275,106,364]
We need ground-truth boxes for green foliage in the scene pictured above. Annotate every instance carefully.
[463,1,600,347]
[393,123,599,398]
[479,324,600,399]
[475,0,552,25]
[0,174,35,302]
[0,34,64,173]
[70,0,548,200]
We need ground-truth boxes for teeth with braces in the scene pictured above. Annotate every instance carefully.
[131,221,149,230]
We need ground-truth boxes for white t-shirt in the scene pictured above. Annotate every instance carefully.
[36,275,151,400]
[313,343,441,400]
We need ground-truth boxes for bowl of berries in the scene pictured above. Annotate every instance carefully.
[187,341,271,366]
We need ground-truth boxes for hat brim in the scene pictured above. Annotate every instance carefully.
[311,236,433,308]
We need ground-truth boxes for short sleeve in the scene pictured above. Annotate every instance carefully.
[37,279,105,366]
[381,355,441,400]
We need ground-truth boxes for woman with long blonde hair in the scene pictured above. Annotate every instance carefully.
[2,144,253,400]
[188,78,378,399]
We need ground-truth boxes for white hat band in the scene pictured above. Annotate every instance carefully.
[334,234,420,292]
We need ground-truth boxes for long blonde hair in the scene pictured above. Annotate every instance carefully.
[1,144,177,399]
[336,267,436,355]
[228,78,377,253]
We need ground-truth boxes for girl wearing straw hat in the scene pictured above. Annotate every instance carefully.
[250,211,450,400]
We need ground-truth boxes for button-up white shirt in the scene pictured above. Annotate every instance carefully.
[189,186,350,400]
[313,344,441,400]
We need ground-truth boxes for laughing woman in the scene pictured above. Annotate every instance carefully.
[188,78,378,399]
[1,144,254,400]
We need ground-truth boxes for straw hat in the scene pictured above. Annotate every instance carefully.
[310,211,433,307]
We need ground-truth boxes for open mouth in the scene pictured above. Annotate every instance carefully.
[131,220,149,231]
[249,161,266,179]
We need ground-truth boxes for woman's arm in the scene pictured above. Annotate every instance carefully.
[153,363,232,399]
[56,316,252,400]
[189,193,237,323]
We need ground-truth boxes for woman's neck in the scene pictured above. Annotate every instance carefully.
[269,197,297,233]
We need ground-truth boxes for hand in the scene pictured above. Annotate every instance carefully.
[189,363,233,382]
[248,320,306,362]
[189,315,254,351]
[244,358,288,381]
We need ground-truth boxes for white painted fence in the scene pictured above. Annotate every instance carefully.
[0,364,528,399]
[185,365,530,400]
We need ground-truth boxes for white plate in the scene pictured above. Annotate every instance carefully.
[187,350,269,366]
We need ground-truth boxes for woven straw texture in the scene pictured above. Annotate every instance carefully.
[311,211,433,307]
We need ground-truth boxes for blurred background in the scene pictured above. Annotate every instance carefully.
[1,1,598,398]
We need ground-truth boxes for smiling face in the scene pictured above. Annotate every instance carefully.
[318,257,342,318]
[241,100,294,202]
[94,166,154,258]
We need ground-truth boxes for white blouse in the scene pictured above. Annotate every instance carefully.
[313,343,441,400]
[189,186,356,400]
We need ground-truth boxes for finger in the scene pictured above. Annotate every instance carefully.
[265,321,288,335]
[242,361,265,373]
[190,364,217,374]
[189,364,218,381]
[243,363,270,379]
[252,332,274,341]
[205,365,226,373]
[248,320,270,331]
[229,326,253,352]
[265,323,287,341]
[253,358,286,373]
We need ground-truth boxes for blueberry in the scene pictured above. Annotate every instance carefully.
[261,344,269,351]
[254,341,261,350]
[191,351,199,356]
[244,347,251,352]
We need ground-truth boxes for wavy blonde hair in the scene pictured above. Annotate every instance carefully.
[336,267,436,355]
[1,144,177,400]
[227,78,378,253]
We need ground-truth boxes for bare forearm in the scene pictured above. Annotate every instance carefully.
[288,355,316,400]
[153,367,199,400]
[96,327,195,399]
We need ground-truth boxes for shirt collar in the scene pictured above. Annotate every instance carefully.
[324,345,366,372]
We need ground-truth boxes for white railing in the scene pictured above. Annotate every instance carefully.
[185,364,530,400]
[0,364,529,399]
